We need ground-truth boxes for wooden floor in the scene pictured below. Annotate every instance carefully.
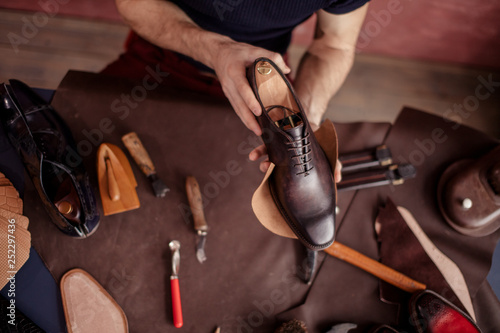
[1,9,499,138]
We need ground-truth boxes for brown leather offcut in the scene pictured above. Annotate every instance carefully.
[27,71,500,333]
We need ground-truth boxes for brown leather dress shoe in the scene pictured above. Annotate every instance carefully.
[247,57,336,250]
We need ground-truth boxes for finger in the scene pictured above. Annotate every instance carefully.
[259,160,271,173]
[223,61,261,115]
[238,80,262,116]
[236,105,262,136]
[266,52,291,74]
[249,144,267,161]
[223,84,262,136]
[334,160,342,183]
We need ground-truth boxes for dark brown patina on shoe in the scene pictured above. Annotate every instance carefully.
[247,58,336,250]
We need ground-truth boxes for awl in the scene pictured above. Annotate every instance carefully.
[122,132,170,197]
[185,176,209,263]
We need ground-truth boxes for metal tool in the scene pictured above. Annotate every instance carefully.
[397,206,476,320]
[122,132,169,197]
[325,323,357,333]
[339,145,392,173]
[169,240,183,328]
[337,164,416,192]
[185,176,209,263]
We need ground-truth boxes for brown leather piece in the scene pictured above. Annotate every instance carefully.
[379,109,500,332]
[376,199,462,311]
[27,71,499,333]
[382,108,500,302]
[276,187,399,332]
[28,71,314,332]
[278,109,500,332]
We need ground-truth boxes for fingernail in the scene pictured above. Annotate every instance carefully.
[252,107,262,116]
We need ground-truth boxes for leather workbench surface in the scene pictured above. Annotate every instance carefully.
[26,71,500,332]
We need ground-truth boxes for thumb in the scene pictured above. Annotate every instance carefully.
[266,52,290,74]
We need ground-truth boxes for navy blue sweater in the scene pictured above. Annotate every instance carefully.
[171,0,370,54]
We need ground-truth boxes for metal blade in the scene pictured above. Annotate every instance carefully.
[149,174,170,197]
[196,233,207,263]
[325,323,357,333]
[397,206,476,321]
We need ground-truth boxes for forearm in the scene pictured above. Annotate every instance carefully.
[294,6,368,126]
[115,0,230,69]
[294,42,355,126]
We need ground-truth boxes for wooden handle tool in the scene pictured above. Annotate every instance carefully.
[185,176,208,263]
[122,132,169,197]
[324,242,426,293]
[185,176,208,232]
[105,158,120,201]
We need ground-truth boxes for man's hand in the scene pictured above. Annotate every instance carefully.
[116,0,290,137]
[207,41,290,136]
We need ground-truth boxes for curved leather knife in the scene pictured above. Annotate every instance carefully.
[186,176,209,263]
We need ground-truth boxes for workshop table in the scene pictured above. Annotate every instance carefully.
[10,71,500,332]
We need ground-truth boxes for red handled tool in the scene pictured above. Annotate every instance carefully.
[169,240,183,328]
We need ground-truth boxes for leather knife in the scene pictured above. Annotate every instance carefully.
[122,132,170,197]
[185,176,209,263]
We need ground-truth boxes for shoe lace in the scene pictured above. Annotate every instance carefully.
[286,131,313,176]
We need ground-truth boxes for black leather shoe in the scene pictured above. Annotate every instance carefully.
[247,58,336,250]
[0,79,99,237]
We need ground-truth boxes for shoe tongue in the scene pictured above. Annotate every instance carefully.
[284,122,305,139]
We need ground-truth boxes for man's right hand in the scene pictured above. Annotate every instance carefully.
[116,0,290,137]
[207,40,290,136]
